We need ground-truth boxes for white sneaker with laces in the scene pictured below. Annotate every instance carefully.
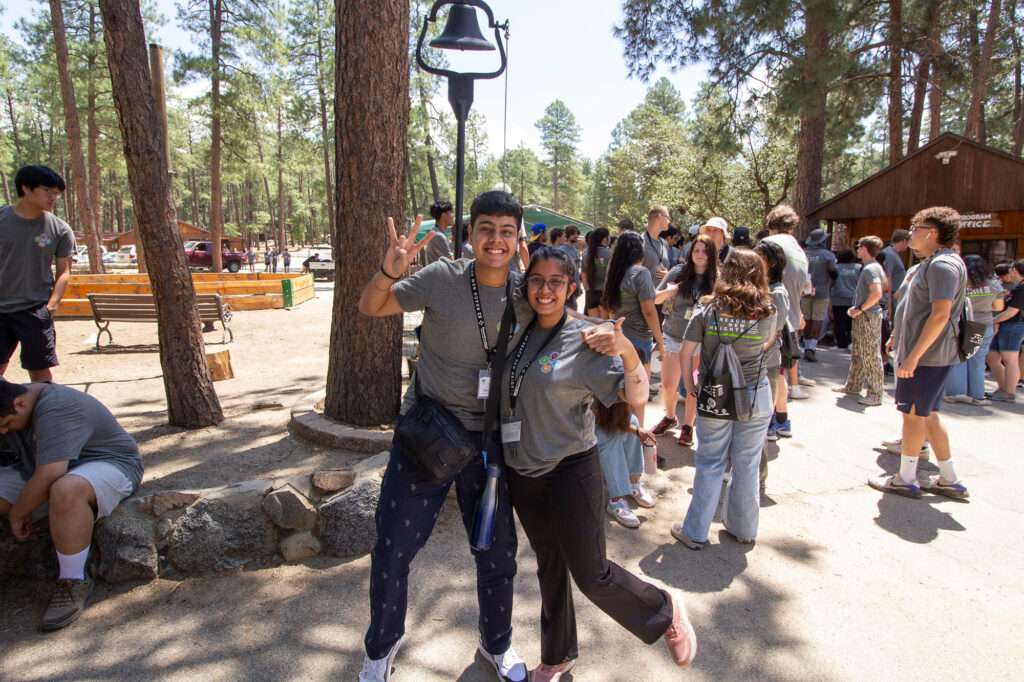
[789,385,810,400]
[630,482,655,508]
[606,499,640,528]
[359,638,403,682]
[478,641,527,682]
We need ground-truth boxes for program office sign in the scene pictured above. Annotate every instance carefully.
[961,213,1002,229]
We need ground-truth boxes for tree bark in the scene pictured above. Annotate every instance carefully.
[98,0,224,428]
[209,0,224,272]
[7,92,21,166]
[1011,0,1024,155]
[313,0,337,243]
[0,170,8,204]
[49,0,105,274]
[277,105,285,249]
[965,0,1002,142]
[792,7,829,239]
[252,118,277,238]
[325,0,408,425]
[87,3,104,236]
[887,0,903,163]
[907,0,940,153]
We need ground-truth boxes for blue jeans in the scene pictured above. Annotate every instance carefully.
[595,416,645,499]
[946,325,994,399]
[682,380,772,543]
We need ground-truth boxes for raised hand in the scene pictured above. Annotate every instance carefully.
[382,215,434,278]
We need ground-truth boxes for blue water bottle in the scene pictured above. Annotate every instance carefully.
[471,464,501,551]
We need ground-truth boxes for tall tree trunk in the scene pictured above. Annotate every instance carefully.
[1011,0,1024,155]
[313,0,337,243]
[99,0,223,428]
[7,92,21,165]
[792,4,829,238]
[965,0,1002,141]
[252,118,277,237]
[209,0,224,272]
[187,128,200,224]
[0,170,8,204]
[888,0,903,162]
[277,105,285,249]
[325,0,408,425]
[49,0,105,274]
[115,190,124,232]
[929,61,944,139]
[88,3,104,235]
[908,1,941,152]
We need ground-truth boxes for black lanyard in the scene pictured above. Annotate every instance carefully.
[507,311,568,415]
[645,232,665,264]
[469,261,512,365]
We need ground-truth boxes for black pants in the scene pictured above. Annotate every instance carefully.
[507,449,672,665]
[832,304,853,349]
[364,422,518,659]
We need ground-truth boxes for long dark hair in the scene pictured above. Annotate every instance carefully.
[701,248,774,319]
[754,240,786,285]
[584,227,610,285]
[602,231,644,312]
[963,254,991,287]
[594,400,633,433]
[674,234,718,300]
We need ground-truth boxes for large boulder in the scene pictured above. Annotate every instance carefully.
[319,478,380,558]
[94,500,158,583]
[262,485,318,531]
[166,499,278,574]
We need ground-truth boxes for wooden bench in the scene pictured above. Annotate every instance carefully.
[86,293,234,349]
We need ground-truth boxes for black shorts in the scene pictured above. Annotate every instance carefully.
[895,364,953,418]
[0,303,59,371]
[585,289,603,311]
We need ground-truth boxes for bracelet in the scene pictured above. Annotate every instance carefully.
[379,264,401,280]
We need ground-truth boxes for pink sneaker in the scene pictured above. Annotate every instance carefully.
[663,589,697,666]
[530,659,576,682]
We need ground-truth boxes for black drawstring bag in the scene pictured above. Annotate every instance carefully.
[696,312,761,421]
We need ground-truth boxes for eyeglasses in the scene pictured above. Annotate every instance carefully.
[39,188,62,198]
[910,224,933,232]
[526,276,568,292]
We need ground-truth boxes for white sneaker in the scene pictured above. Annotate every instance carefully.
[882,438,930,461]
[798,375,816,387]
[630,482,655,508]
[606,499,640,528]
[789,385,810,400]
[478,642,527,682]
[360,638,403,682]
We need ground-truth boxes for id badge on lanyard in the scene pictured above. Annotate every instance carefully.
[477,370,491,400]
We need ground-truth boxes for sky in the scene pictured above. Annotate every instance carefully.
[1,0,707,161]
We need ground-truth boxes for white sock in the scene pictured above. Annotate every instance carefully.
[806,339,818,350]
[937,459,959,483]
[899,456,919,485]
[57,546,90,580]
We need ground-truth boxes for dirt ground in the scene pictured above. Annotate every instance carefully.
[2,274,1024,680]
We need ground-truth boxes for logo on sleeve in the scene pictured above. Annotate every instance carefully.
[34,233,52,248]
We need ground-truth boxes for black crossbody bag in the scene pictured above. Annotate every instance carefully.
[395,273,516,484]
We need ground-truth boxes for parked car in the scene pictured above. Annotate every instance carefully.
[184,241,247,273]
[72,244,107,265]
[114,245,137,266]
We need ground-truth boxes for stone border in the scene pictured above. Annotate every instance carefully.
[290,389,394,453]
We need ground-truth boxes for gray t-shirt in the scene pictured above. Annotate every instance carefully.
[879,245,907,294]
[767,282,790,368]
[614,264,656,342]
[762,234,807,328]
[658,267,706,339]
[854,261,885,313]
[642,232,670,278]
[2,384,143,489]
[0,206,76,313]
[422,227,453,265]
[831,263,862,306]
[501,317,623,476]
[684,303,774,386]
[892,249,966,367]
[804,247,837,300]
[966,278,1002,327]
[393,258,532,431]
[582,247,611,291]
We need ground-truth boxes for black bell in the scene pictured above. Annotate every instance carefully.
[430,4,495,51]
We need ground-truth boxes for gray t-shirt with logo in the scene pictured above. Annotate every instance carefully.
[684,303,774,387]
[0,206,76,313]
[582,247,611,291]
[501,317,623,477]
[831,263,862,306]
[393,258,532,431]
[965,278,1002,327]
[767,282,790,368]
[1,384,143,490]
[804,246,837,300]
[892,250,966,367]
[762,234,807,328]
[614,264,656,342]
[854,261,886,313]
[658,267,706,339]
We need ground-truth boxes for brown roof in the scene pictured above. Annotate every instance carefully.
[809,133,1024,220]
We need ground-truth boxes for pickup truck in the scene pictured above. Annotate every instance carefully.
[184,241,247,272]
[307,258,334,281]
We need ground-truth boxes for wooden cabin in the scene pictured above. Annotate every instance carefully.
[96,221,245,251]
[809,133,1024,265]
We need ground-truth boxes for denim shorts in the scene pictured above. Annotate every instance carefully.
[992,321,1024,353]
[662,333,683,355]
[629,338,653,364]
[895,364,953,417]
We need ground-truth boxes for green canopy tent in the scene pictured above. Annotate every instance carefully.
[414,204,595,240]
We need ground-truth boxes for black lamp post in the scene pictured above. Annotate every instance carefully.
[416,1,508,259]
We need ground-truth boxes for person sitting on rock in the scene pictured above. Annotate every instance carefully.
[0,378,143,630]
